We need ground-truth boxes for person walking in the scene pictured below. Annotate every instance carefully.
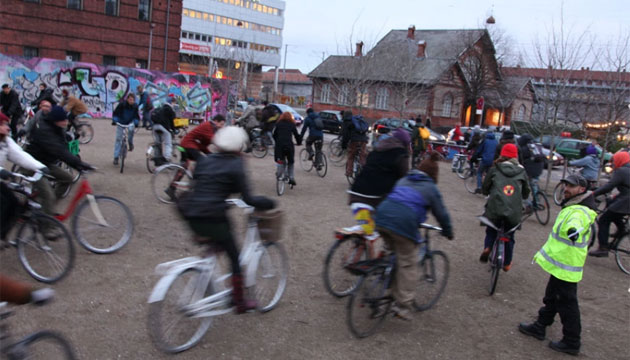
[518,174,598,356]
[299,108,324,169]
[1,84,23,139]
[473,131,498,193]
[111,94,140,165]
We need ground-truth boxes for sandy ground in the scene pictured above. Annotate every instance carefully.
[1,119,628,360]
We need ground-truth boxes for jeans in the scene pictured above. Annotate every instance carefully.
[32,164,74,216]
[113,123,135,159]
[142,109,153,128]
[484,226,515,266]
[305,136,323,166]
[377,226,418,309]
[537,275,581,347]
[477,162,491,189]
[152,124,172,160]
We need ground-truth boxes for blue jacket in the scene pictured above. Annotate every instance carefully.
[474,132,498,166]
[299,112,324,138]
[113,101,140,125]
[375,170,452,242]
[569,154,599,181]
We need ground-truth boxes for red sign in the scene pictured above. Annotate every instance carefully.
[476,97,485,110]
[180,42,211,54]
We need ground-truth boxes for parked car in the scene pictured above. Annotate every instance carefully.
[370,118,446,145]
[271,103,303,125]
[554,139,612,162]
[535,135,566,149]
[318,110,343,134]
[232,100,249,119]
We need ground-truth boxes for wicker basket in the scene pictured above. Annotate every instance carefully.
[255,209,284,242]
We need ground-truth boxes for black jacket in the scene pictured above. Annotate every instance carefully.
[25,117,89,170]
[0,89,23,117]
[593,164,630,214]
[518,135,545,178]
[31,88,57,107]
[151,104,176,132]
[177,153,275,219]
[341,117,368,148]
[273,120,301,147]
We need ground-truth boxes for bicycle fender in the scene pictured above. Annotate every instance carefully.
[244,246,265,288]
[148,273,180,303]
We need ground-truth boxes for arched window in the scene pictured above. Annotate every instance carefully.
[375,88,388,109]
[321,83,331,103]
[517,104,526,121]
[337,85,349,105]
[442,93,453,117]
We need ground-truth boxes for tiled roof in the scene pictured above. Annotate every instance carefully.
[502,67,630,83]
[262,69,312,84]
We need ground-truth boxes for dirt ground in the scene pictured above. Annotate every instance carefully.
[1,119,628,360]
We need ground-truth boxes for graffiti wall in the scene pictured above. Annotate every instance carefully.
[0,54,232,118]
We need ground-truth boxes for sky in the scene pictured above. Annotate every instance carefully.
[279,0,629,74]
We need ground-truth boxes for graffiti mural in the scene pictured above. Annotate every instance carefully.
[0,54,231,118]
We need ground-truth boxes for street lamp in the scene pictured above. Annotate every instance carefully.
[148,23,156,69]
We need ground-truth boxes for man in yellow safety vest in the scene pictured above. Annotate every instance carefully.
[518,174,597,356]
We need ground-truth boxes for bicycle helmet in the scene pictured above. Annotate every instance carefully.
[213,126,249,153]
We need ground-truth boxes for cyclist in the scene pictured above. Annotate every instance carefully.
[568,145,599,186]
[1,84,23,139]
[341,110,368,177]
[235,102,262,138]
[30,83,57,109]
[519,174,597,356]
[112,94,140,165]
[299,108,324,170]
[410,122,430,166]
[374,151,453,320]
[176,126,275,314]
[150,95,177,165]
[589,151,630,257]
[16,100,52,141]
[261,101,280,146]
[137,85,153,129]
[273,112,301,186]
[518,134,545,213]
[472,131,498,194]
[347,128,410,239]
[479,143,530,272]
[494,130,519,161]
[60,89,88,135]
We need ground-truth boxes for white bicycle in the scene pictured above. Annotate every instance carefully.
[147,199,289,354]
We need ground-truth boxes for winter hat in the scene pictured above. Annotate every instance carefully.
[500,143,518,159]
[306,108,314,114]
[213,126,249,153]
[392,128,411,148]
[47,105,67,122]
[585,145,597,155]
[501,130,515,140]
[612,151,630,169]
[342,110,353,120]
[418,151,440,183]
[0,112,9,124]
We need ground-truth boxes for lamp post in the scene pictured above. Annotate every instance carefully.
[148,23,156,69]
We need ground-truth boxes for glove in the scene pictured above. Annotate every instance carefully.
[77,163,95,172]
[567,227,579,242]
[0,169,11,180]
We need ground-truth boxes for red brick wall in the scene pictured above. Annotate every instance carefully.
[0,0,181,72]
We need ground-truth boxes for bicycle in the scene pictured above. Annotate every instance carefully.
[145,139,181,174]
[478,216,521,295]
[299,140,328,178]
[116,123,134,174]
[523,178,550,225]
[328,137,346,166]
[250,128,274,159]
[151,161,193,204]
[0,302,76,359]
[589,201,630,275]
[451,152,470,179]
[72,113,94,144]
[0,169,74,283]
[276,162,294,196]
[346,224,449,338]
[147,198,289,353]
[463,161,482,194]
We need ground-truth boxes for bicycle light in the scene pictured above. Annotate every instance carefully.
[499,236,510,242]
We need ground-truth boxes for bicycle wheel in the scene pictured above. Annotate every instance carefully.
[148,268,213,354]
[251,138,268,158]
[71,195,133,254]
[151,164,192,204]
[455,160,468,179]
[614,233,630,275]
[254,242,289,312]
[413,250,449,311]
[347,269,392,338]
[276,178,285,196]
[464,170,478,194]
[17,330,77,359]
[299,148,313,172]
[146,144,156,174]
[553,182,565,206]
[328,138,341,155]
[16,213,75,283]
[534,192,550,225]
[328,140,345,165]
[323,236,367,297]
[316,153,328,178]
[488,242,503,296]
[77,123,94,144]
[120,143,127,174]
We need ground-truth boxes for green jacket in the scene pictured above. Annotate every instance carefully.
[534,192,597,283]
[482,159,530,228]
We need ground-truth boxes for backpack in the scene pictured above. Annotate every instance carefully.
[351,116,369,134]
[313,116,324,131]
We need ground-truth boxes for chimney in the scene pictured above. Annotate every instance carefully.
[407,25,415,39]
[417,40,426,58]
[355,41,364,57]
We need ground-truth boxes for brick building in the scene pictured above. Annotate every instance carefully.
[261,68,311,104]
[0,0,181,72]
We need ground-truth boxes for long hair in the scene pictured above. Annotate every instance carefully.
[278,111,295,124]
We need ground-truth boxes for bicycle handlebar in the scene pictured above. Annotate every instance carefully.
[0,167,44,183]
[419,223,442,232]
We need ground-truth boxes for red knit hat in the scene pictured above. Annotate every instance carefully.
[500,143,518,159]
[612,151,630,169]
[0,112,9,124]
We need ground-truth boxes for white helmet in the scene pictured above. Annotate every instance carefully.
[213,126,249,153]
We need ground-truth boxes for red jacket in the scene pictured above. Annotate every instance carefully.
[453,126,463,141]
[180,122,216,153]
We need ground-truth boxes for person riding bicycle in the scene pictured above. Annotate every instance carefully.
[273,112,301,186]
[111,93,140,165]
[235,102,262,138]
[1,84,23,140]
[24,106,94,217]
[299,108,324,170]
[176,126,275,314]
[519,174,597,356]
[374,151,453,320]
[261,101,280,146]
[472,131,498,194]
[341,110,368,178]
[568,145,599,185]
[137,85,153,129]
[588,151,630,257]
[347,128,410,239]
[518,134,545,213]
[30,83,57,110]
[479,143,530,272]
[494,130,520,162]
[410,122,430,167]
[150,95,177,166]
[16,100,52,141]
[60,89,88,134]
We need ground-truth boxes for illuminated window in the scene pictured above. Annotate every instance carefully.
[222,17,226,24]
[375,88,388,109]
[196,12,201,19]
[245,1,249,8]
[203,12,208,20]
[442,93,453,117]
[356,89,369,107]
[220,38,226,45]
[227,18,232,25]
[229,0,234,4]
[189,10,195,17]
[216,15,221,23]
[209,14,214,21]
[262,5,267,12]
[182,8,188,16]
[273,8,278,15]
[321,84,331,103]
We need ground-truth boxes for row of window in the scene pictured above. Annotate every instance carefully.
[180,31,279,54]
[209,0,282,16]
[22,46,148,69]
[320,84,390,110]
[23,0,152,21]
[182,8,282,36]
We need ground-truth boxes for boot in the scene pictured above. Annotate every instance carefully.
[588,246,609,257]
[231,274,257,314]
[549,340,579,355]
[518,322,546,341]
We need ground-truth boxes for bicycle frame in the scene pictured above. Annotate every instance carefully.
[53,178,107,226]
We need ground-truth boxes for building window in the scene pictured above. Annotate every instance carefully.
[67,0,81,9]
[103,55,116,66]
[337,85,349,105]
[442,93,453,117]
[356,89,369,107]
[138,0,151,20]
[105,0,118,16]
[517,104,526,121]
[23,46,39,59]
[182,8,188,16]
[321,83,331,103]
[66,51,81,62]
[375,88,388,109]
[135,59,148,69]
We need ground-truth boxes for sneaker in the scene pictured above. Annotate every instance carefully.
[479,247,491,263]
[549,340,579,356]
[128,143,134,152]
[503,263,512,272]
[588,248,609,257]
[518,322,546,341]
[113,158,119,165]
[30,288,55,306]
[391,303,412,321]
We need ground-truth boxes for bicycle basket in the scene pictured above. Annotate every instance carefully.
[68,139,80,155]
[255,209,284,242]
[174,118,189,128]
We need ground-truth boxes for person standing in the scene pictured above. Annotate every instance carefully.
[518,174,598,356]
[137,85,153,129]
[1,84,23,139]
[299,108,324,169]
[341,110,368,177]
[111,94,140,165]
